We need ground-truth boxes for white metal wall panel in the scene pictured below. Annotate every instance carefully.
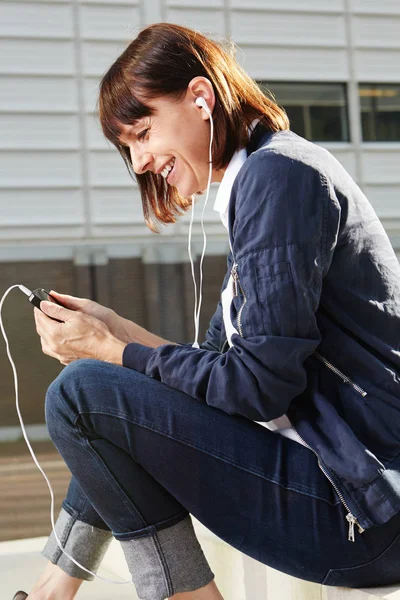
[354,49,400,82]
[83,78,102,113]
[239,47,349,81]
[350,0,400,14]
[231,11,346,47]
[88,150,134,186]
[80,4,141,41]
[0,115,80,149]
[0,39,75,75]
[352,15,400,48]
[364,186,400,218]
[231,0,345,10]
[166,8,225,35]
[86,115,111,150]
[0,151,82,186]
[167,0,223,7]
[0,77,78,112]
[0,2,73,38]
[82,40,129,76]
[0,0,399,252]
[0,189,84,225]
[361,152,400,185]
[90,188,142,224]
[327,150,357,180]
[83,0,138,4]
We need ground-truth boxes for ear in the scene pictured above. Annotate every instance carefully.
[187,76,215,118]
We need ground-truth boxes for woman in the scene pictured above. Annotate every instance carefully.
[15,22,400,600]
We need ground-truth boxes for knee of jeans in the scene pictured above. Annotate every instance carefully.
[45,359,98,440]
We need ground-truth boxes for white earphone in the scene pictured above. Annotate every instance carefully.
[195,96,211,115]
[189,95,214,349]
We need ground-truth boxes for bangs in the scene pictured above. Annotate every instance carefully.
[97,65,154,147]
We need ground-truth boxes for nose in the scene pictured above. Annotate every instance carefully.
[129,145,153,175]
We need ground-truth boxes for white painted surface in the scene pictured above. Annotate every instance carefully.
[166,7,226,34]
[0,0,399,254]
[231,11,346,46]
[352,15,400,48]
[1,522,400,600]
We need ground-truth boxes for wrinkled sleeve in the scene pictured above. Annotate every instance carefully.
[199,257,231,352]
[122,153,341,421]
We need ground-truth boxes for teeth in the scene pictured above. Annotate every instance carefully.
[161,158,175,178]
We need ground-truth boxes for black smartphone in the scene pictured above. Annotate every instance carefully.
[28,288,67,322]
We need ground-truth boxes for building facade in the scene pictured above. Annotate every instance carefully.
[1,0,399,430]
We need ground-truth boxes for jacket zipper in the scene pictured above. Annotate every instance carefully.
[291,426,365,542]
[314,352,368,398]
[227,254,365,539]
[231,263,247,337]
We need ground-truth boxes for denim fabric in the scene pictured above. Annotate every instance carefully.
[44,358,400,593]
[41,506,112,581]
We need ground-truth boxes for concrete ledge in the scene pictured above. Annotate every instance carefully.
[1,519,399,600]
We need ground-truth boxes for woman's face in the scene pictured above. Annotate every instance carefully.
[117,81,224,199]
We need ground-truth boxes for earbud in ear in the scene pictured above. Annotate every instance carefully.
[195,97,211,115]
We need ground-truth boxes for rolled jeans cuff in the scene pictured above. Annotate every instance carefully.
[119,514,215,600]
[41,507,112,581]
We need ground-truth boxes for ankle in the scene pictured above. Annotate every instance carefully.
[28,562,83,600]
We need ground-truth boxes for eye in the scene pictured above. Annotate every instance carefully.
[137,128,150,141]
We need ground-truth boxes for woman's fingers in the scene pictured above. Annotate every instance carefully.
[49,290,88,310]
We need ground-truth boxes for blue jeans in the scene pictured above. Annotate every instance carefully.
[42,359,400,597]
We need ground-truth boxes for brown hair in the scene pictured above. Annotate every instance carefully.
[98,22,289,233]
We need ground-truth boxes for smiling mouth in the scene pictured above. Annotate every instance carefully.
[166,159,177,184]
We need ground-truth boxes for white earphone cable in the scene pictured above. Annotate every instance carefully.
[0,285,132,586]
[191,108,214,349]
[188,194,199,347]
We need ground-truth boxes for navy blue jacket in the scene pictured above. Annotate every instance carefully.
[123,126,400,536]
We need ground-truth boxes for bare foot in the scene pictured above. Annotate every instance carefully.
[26,561,84,600]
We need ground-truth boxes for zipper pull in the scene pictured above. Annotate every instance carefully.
[346,513,356,542]
[231,264,238,297]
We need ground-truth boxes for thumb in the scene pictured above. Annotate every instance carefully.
[40,300,72,322]
[49,290,85,310]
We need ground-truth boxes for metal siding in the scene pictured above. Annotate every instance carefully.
[0,0,399,250]
[350,0,400,14]
[354,49,400,82]
[364,186,400,217]
[238,46,349,80]
[165,8,225,34]
[167,0,223,7]
[361,151,400,184]
[0,114,80,149]
[81,40,130,76]
[0,39,75,74]
[0,2,73,38]
[231,0,345,10]
[352,15,400,48]
[90,188,142,224]
[0,151,82,186]
[0,77,78,112]
[80,4,141,40]
[327,150,358,180]
[231,11,346,47]
[0,189,85,224]
[88,150,134,186]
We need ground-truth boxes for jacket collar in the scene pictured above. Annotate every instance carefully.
[212,121,273,228]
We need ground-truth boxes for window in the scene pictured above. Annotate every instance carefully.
[359,84,400,142]
[257,82,349,143]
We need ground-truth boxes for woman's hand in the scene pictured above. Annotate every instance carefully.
[34,301,127,366]
[48,290,124,338]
